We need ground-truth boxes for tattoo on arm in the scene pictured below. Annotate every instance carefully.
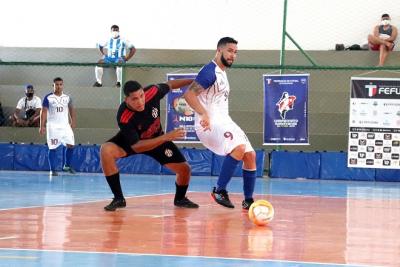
[188,81,205,95]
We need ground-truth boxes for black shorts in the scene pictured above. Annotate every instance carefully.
[107,132,186,165]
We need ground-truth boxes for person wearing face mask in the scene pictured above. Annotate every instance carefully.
[10,84,42,127]
[368,13,398,66]
[93,25,136,88]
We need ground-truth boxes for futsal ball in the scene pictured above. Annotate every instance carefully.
[248,200,274,226]
[173,97,191,115]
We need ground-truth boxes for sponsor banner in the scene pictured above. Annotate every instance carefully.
[263,74,309,145]
[348,77,400,169]
[166,73,199,143]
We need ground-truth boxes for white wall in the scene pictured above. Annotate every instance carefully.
[1,0,399,50]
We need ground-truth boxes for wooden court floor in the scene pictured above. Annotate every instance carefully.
[0,171,399,267]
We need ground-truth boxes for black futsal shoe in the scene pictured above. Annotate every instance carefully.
[174,197,199,208]
[93,81,102,87]
[104,198,126,211]
[63,165,76,174]
[242,198,254,210]
[211,187,235,208]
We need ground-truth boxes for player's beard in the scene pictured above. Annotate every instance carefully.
[220,53,233,68]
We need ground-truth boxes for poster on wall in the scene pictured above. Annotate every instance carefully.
[263,74,309,145]
[165,73,199,143]
[348,77,400,169]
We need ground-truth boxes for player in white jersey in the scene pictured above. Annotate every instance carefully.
[39,77,76,176]
[10,84,41,127]
[93,25,136,88]
[184,37,256,210]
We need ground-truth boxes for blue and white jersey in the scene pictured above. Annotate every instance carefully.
[194,60,231,123]
[42,93,72,126]
[97,37,133,59]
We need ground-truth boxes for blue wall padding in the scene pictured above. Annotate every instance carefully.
[269,151,320,179]
[0,143,14,170]
[320,152,375,181]
[3,143,400,182]
[375,169,400,182]
[14,144,63,171]
[161,148,213,176]
[118,154,162,174]
[211,150,265,177]
[70,145,102,173]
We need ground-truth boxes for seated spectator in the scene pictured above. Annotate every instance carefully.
[93,25,136,88]
[0,100,5,126]
[368,13,398,66]
[9,84,42,127]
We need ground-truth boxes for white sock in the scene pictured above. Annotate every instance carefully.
[116,67,122,83]
[95,66,103,84]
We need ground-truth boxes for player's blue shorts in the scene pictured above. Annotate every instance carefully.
[103,56,125,64]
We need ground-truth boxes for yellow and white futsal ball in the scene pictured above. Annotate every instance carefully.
[248,200,274,226]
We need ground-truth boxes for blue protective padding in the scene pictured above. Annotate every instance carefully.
[118,154,162,174]
[320,152,375,181]
[269,151,320,179]
[375,169,400,182]
[14,144,63,171]
[70,145,102,173]
[161,148,213,176]
[211,150,265,177]
[0,143,14,170]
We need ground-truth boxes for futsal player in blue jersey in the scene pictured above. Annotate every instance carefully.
[93,25,136,88]
[184,37,256,209]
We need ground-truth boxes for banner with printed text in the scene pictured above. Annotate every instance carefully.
[348,77,400,169]
[263,74,309,145]
[166,73,199,143]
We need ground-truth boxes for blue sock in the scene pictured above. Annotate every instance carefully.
[64,147,74,167]
[243,169,256,200]
[217,154,240,191]
[48,149,57,171]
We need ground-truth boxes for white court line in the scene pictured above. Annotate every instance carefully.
[0,255,37,260]
[0,193,174,212]
[0,236,17,240]
[0,247,373,267]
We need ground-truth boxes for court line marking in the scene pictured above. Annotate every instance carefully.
[0,193,174,212]
[0,236,17,240]
[0,255,37,260]
[190,191,400,200]
[1,191,399,213]
[0,248,373,267]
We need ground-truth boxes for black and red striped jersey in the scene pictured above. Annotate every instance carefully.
[116,83,169,145]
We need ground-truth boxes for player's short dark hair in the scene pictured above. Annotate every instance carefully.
[382,13,390,18]
[111,25,119,31]
[217,37,238,48]
[53,77,63,83]
[123,80,142,96]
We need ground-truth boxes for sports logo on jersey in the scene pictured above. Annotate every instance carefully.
[164,149,173,157]
[152,107,158,118]
[365,84,378,97]
[276,92,296,119]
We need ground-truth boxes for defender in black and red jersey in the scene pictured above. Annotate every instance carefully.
[101,79,199,211]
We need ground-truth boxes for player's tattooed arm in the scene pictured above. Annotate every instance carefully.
[166,79,194,90]
[188,81,205,96]
[184,81,211,131]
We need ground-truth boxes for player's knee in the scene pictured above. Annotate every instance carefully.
[244,151,256,163]
[232,144,246,158]
[178,162,191,177]
[100,143,116,158]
